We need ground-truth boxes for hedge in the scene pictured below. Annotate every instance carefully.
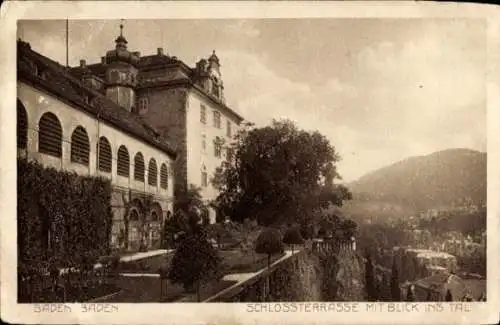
[18,159,113,272]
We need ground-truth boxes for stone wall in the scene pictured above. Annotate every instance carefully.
[393,247,458,282]
[140,87,189,201]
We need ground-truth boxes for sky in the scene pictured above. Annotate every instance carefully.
[18,19,486,182]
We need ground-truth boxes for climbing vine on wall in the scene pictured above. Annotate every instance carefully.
[17,159,113,270]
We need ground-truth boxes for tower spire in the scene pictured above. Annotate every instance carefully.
[120,19,124,37]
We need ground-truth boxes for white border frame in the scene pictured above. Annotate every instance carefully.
[1,1,499,324]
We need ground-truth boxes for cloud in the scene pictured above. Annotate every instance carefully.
[19,20,485,182]
[223,20,260,38]
[219,27,485,182]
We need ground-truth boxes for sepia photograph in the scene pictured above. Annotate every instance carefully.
[1,1,499,325]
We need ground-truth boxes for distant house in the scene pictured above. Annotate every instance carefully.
[403,273,485,301]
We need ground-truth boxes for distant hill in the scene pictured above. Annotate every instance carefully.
[344,148,486,216]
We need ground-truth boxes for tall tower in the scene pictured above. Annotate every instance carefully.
[208,50,224,101]
[103,21,140,112]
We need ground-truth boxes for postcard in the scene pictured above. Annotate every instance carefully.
[1,1,499,324]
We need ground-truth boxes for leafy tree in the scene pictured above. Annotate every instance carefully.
[391,259,401,301]
[212,119,352,227]
[255,228,285,270]
[365,254,376,301]
[174,184,206,222]
[318,215,335,238]
[163,185,208,248]
[168,233,222,301]
[339,218,358,239]
[283,226,304,254]
[299,222,315,240]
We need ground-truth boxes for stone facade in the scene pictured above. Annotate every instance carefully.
[70,30,245,224]
[17,40,176,253]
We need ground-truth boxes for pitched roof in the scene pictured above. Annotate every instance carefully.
[69,54,245,123]
[17,40,177,158]
[414,273,469,300]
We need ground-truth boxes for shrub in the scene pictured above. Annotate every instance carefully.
[390,259,401,301]
[283,226,304,253]
[299,223,315,240]
[168,234,222,301]
[17,159,112,271]
[255,228,284,269]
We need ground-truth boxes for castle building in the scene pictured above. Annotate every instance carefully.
[17,37,177,253]
[70,25,245,223]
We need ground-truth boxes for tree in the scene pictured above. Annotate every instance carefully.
[339,218,358,240]
[406,285,415,302]
[255,228,285,270]
[365,254,376,301]
[445,289,453,301]
[283,226,304,254]
[318,215,335,238]
[174,184,206,223]
[299,222,315,240]
[158,261,170,301]
[212,119,351,227]
[168,233,222,301]
[391,259,401,301]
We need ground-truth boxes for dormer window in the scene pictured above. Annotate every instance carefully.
[212,84,220,98]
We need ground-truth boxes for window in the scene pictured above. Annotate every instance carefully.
[129,209,139,221]
[117,145,130,177]
[38,112,63,157]
[148,158,158,186]
[226,120,232,137]
[213,110,221,129]
[134,152,145,182]
[201,165,208,187]
[214,137,222,158]
[17,100,27,149]
[212,84,220,98]
[151,211,159,221]
[160,163,168,189]
[70,126,90,166]
[138,97,148,114]
[98,137,112,172]
[202,134,206,151]
[200,104,207,124]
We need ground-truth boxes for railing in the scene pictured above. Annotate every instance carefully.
[311,238,355,255]
[18,262,115,303]
[205,250,305,302]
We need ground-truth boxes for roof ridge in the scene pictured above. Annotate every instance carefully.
[18,41,177,158]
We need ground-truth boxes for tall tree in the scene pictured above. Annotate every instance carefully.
[212,119,352,226]
[406,285,415,302]
[445,289,453,301]
[174,184,206,221]
[365,254,376,301]
[168,233,222,301]
[391,259,401,301]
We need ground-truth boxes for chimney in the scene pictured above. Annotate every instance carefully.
[133,51,141,57]
[80,59,86,68]
[101,56,106,64]
[157,47,164,56]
